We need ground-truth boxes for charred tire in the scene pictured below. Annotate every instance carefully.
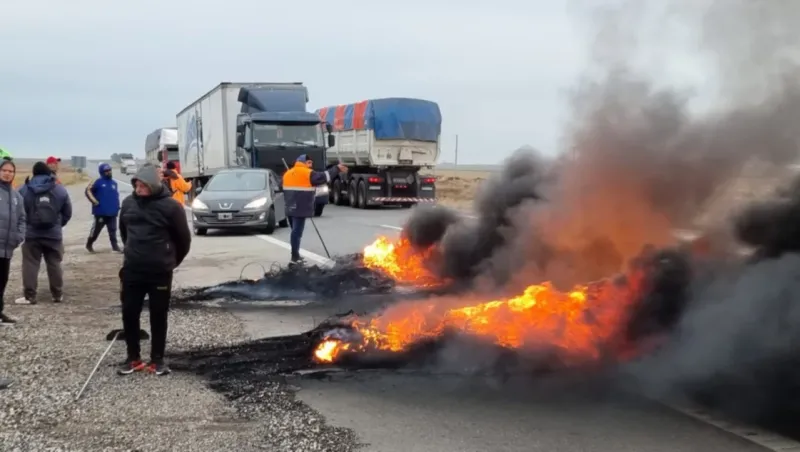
[194,227,207,236]
[332,179,345,205]
[348,180,358,207]
[314,204,325,217]
[262,207,276,235]
[357,180,368,209]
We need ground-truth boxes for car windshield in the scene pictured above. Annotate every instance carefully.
[252,123,323,147]
[205,172,267,191]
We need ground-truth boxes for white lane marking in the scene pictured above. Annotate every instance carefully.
[253,234,334,267]
[665,403,800,451]
[380,224,403,231]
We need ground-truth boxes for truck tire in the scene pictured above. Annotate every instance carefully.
[348,181,358,207]
[332,179,345,205]
[314,204,325,217]
[262,207,277,235]
[357,180,368,209]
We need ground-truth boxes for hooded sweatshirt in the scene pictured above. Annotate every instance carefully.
[119,164,191,276]
[18,173,72,242]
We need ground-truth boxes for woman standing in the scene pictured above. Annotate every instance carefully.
[0,159,26,325]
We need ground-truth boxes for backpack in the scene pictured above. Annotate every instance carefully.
[28,188,59,228]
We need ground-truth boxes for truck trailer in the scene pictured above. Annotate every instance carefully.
[176,82,332,216]
[315,98,440,208]
[144,127,180,173]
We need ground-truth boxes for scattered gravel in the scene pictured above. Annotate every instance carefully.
[0,189,360,451]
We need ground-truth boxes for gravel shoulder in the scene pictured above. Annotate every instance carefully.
[0,187,359,451]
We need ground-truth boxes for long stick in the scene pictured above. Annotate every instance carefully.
[76,331,118,401]
[281,158,332,259]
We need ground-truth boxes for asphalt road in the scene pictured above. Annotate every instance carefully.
[100,167,788,452]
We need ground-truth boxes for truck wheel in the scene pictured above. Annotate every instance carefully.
[348,181,358,207]
[357,180,368,209]
[194,227,207,236]
[314,204,325,217]
[332,179,345,205]
[262,207,277,235]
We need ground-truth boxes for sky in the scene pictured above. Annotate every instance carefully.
[0,1,714,163]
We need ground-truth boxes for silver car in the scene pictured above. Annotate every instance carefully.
[190,168,288,236]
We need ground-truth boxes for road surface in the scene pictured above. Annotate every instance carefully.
[101,168,792,452]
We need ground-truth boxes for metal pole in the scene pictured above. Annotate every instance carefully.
[76,331,119,401]
[281,158,332,260]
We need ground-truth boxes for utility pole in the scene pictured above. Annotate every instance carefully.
[454,134,459,168]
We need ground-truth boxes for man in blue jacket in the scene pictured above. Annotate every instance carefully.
[15,161,73,305]
[85,162,121,253]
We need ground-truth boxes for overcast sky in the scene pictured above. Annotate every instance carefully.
[1,1,716,163]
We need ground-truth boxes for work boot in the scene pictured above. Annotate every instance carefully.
[86,242,95,253]
[117,358,146,375]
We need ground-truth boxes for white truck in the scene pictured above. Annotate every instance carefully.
[315,98,440,208]
[144,127,179,171]
[176,82,332,214]
[118,154,138,175]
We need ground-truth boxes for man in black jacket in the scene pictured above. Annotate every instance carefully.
[117,164,191,376]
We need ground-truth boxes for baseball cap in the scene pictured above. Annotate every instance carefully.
[46,156,61,164]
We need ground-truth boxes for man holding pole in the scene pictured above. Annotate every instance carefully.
[282,155,346,264]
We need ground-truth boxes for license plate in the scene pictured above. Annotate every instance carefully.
[393,178,407,183]
[218,213,233,220]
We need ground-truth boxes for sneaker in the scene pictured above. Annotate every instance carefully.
[146,362,171,376]
[53,296,63,303]
[0,313,16,326]
[117,359,146,375]
[289,256,306,267]
[14,297,36,305]
[86,243,95,253]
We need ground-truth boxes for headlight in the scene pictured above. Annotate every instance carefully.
[191,199,209,210]
[316,185,329,195]
[244,197,268,209]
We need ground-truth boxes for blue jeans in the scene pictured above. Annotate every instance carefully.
[289,216,306,260]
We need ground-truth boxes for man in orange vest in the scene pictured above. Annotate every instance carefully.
[163,161,191,206]
[282,154,346,264]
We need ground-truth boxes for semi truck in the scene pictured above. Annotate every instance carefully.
[176,82,332,216]
[144,127,180,172]
[315,98,440,208]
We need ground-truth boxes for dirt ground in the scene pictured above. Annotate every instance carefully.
[427,169,493,210]
[12,163,89,187]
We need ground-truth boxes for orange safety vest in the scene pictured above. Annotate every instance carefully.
[168,173,192,206]
[282,162,316,217]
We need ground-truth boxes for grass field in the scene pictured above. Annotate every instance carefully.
[12,163,90,187]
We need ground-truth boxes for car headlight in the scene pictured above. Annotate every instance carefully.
[244,197,268,209]
[316,185,329,195]
[191,199,209,210]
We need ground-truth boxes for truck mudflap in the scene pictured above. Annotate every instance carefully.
[372,197,437,203]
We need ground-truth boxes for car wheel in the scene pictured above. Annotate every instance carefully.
[262,207,277,235]
[194,227,207,236]
[314,204,325,217]
[357,180,368,209]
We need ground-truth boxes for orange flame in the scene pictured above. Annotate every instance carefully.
[362,236,439,285]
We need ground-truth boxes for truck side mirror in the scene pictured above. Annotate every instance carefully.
[236,133,245,148]
[325,123,333,133]
[327,134,336,147]
[157,153,163,162]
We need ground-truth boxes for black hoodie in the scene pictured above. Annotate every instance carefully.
[119,164,191,276]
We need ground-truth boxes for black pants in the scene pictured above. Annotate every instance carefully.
[0,257,10,314]
[288,216,307,260]
[120,270,172,362]
[87,215,119,248]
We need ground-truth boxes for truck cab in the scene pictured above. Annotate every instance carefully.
[234,86,335,216]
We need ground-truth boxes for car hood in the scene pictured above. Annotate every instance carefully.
[197,190,270,210]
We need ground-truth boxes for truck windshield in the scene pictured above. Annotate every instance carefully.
[252,123,322,147]
[206,172,267,191]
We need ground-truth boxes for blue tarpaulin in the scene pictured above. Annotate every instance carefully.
[316,98,442,142]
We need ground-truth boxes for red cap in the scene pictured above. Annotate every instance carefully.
[46,156,61,164]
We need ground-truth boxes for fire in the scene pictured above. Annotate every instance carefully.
[362,236,439,285]
[314,277,639,364]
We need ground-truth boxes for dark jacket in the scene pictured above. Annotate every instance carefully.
[18,174,72,242]
[0,182,26,258]
[120,165,191,277]
[282,163,339,217]
[85,175,121,217]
